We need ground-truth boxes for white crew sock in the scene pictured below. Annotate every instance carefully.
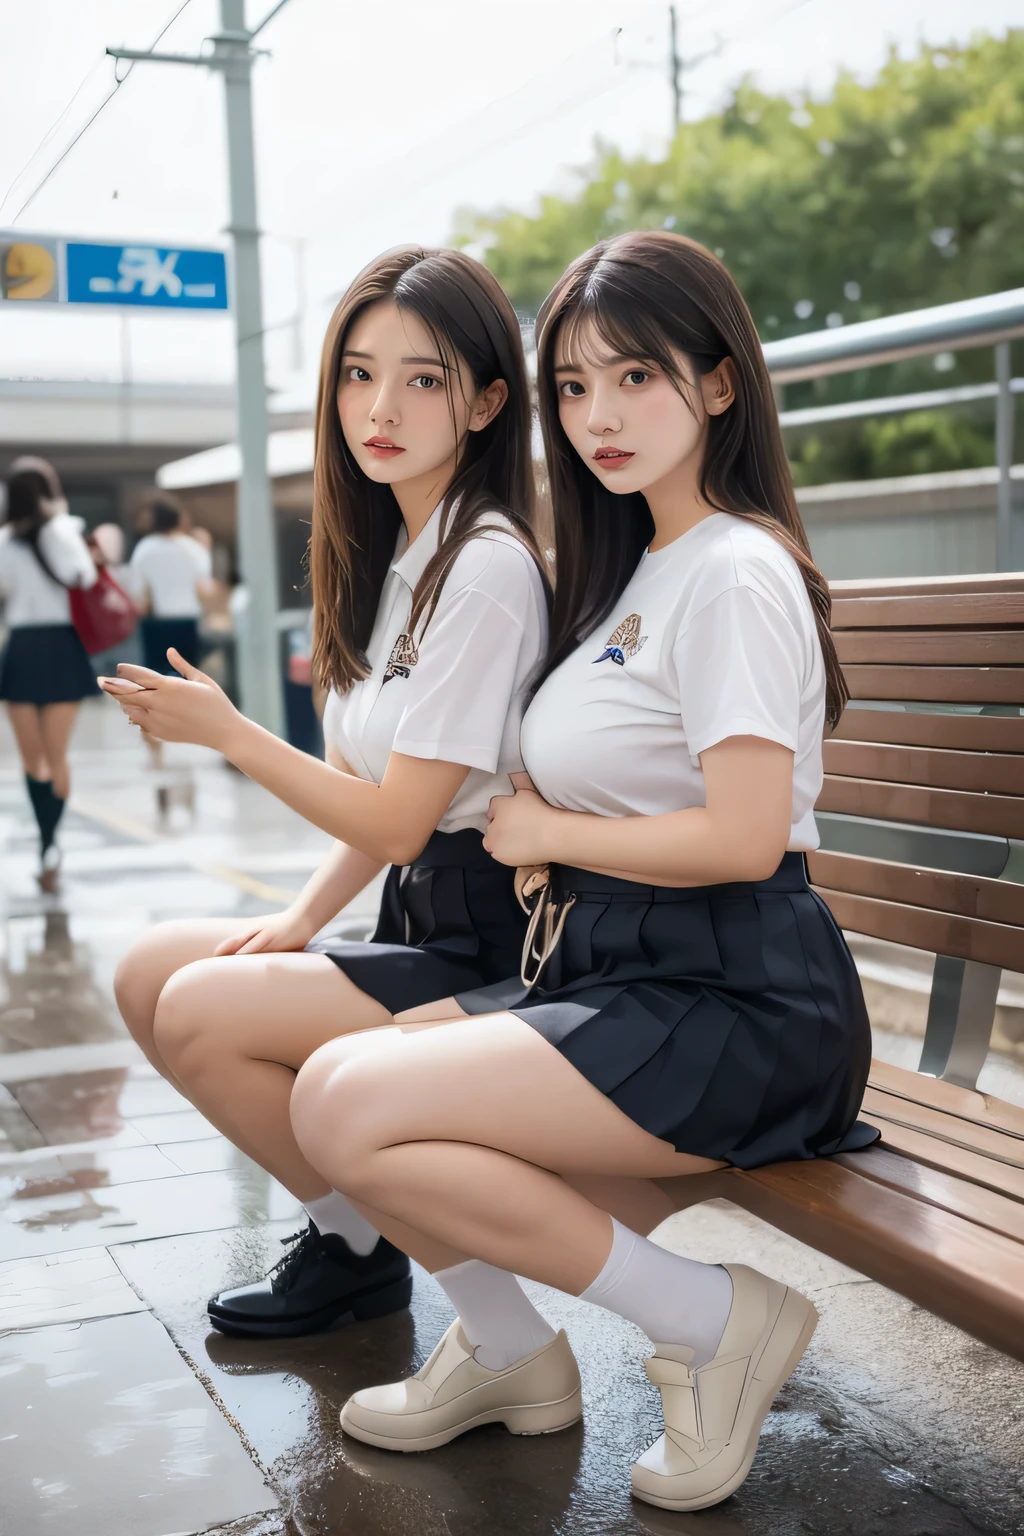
[580,1217,733,1368]
[434,1260,557,1371]
[303,1190,380,1256]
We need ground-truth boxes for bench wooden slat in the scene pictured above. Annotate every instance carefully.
[822,739,1024,795]
[861,1086,1024,1169]
[832,594,1024,629]
[807,850,1024,927]
[858,1116,1024,1202]
[818,775,1024,839]
[867,1059,1024,1140]
[836,629,1024,665]
[831,709,1024,753]
[815,885,1024,970]
[831,573,1024,598]
[843,663,1024,704]
[726,1157,1024,1361]
[833,1145,1024,1244]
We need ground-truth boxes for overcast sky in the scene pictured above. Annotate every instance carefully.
[0,0,1018,390]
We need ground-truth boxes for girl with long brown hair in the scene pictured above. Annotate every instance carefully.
[103,246,550,1340]
[286,232,876,1511]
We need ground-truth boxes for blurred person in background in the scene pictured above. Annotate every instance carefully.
[128,493,213,767]
[0,457,98,892]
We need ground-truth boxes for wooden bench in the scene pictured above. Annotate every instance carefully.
[662,572,1024,1362]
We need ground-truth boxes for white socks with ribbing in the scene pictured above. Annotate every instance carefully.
[434,1260,557,1370]
[580,1218,733,1367]
[303,1190,380,1256]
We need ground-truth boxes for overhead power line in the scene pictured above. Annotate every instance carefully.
[1,0,195,226]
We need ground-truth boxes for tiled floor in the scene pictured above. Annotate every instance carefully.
[1,699,1022,1536]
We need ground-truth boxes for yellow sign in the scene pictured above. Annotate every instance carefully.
[0,240,58,301]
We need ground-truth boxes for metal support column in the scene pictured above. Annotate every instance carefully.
[919,954,1002,1090]
[995,341,1017,572]
[215,0,282,734]
[107,2,287,735]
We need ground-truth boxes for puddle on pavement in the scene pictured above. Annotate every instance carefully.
[0,1310,274,1536]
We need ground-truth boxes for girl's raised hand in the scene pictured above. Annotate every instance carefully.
[98,648,243,751]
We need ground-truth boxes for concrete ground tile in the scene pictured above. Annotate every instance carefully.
[159,1136,252,1175]
[0,1246,149,1330]
[0,1140,183,1195]
[0,1310,276,1536]
[11,1068,134,1145]
[0,1082,47,1152]
[0,1166,301,1262]
[130,1108,221,1143]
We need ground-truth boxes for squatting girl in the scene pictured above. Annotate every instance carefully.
[106,246,549,1341]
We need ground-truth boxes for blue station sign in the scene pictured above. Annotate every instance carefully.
[0,232,228,311]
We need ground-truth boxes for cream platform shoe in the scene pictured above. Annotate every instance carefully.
[340,1321,583,1452]
[631,1263,818,1512]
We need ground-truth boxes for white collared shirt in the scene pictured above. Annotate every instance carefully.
[0,513,97,627]
[324,504,548,835]
[521,512,826,850]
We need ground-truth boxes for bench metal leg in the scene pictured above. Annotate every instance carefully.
[918,955,1002,1090]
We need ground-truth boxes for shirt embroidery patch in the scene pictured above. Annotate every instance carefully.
[382,631,419,683]
[593,612,647,666]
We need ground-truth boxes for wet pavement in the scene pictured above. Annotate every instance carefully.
[1,698,1022,1536]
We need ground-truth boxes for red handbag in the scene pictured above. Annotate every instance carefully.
[69,568,138,655]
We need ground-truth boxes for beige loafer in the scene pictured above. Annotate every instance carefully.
[340,1320,583,1452]
[631,1263,818,1512]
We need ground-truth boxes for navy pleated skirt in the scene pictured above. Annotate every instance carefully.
[0,623,98,704]
[307,828,528,1017]
[457,853,877,1169]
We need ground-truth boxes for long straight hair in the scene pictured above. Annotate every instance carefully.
[2,457,66,588]
[311,246,545,694]
[535,231,847,728]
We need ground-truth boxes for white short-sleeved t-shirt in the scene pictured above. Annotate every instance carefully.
[324,505,548,836]
[0,513,97,627]
[129,533,212,617]
[521,512,826,850]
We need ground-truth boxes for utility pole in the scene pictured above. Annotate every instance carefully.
[108,0,288,736]
[669,5,682,136]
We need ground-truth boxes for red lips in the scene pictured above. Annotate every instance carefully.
[363,436,405,459]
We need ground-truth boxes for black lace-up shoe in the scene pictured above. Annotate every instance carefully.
[207,1223,413,1338]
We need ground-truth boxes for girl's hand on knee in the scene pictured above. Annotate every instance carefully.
[213,908,318,957]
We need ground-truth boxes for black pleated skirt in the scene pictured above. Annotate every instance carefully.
[0,624,98,704]
[457,853,877,1169]
[307,828,528,1017]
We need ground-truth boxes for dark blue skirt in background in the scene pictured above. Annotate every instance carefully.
[458,853,877,1169]
[140,616,201,675]
[0,623,98,705]
[308,828,528,1017]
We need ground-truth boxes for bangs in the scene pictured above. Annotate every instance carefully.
[549,254,728,385]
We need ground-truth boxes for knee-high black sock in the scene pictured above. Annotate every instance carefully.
[25,774,65,855]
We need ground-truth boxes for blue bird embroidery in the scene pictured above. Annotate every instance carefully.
[594,612,647,666]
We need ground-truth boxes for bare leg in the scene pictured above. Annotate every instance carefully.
[151,952,394,1201]
[290,1015,723,1294]
[114,918,268,1085]
[38,702,78,800]
[6,704,48,780]
[397,1002,681,1237]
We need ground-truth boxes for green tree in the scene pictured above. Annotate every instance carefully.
[455,32,1024,482]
